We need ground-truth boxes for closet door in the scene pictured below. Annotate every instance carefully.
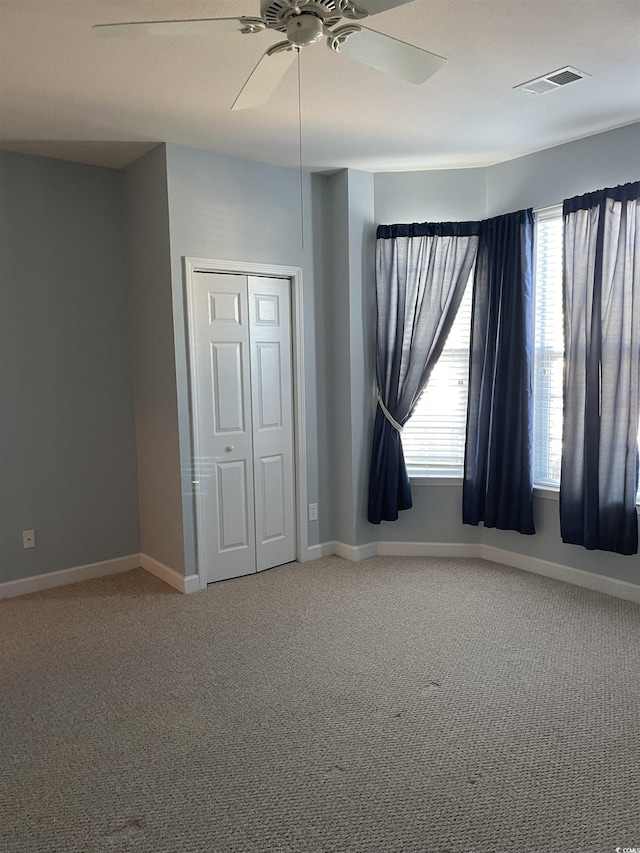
[190,271,296,584]
[248,277,296,572]
[191,272,256,582]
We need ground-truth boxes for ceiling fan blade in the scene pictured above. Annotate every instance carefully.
[232,46,296,111]
[93,17,248,38]
[335,26,446,84]
[355,0,415,14]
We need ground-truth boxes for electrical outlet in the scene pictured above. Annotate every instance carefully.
[308,502,318,522]
[22,529,36,549]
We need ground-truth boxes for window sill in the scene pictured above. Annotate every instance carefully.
[409,475,562,501]
[409,477,640,507]
[409,475,463,487]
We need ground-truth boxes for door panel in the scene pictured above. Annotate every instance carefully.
[248,277,296,572]
[192,272,256,582]
[209,290,241,324]
[216,461,250,550]
[254,294,280,326]
[259,454,286,541]
[210,342,245,433]
[255,342,283,429]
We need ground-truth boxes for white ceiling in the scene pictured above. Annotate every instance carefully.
[0,0,639,172]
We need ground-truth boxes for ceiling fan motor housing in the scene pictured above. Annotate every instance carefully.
[287,12,324,46]
[261,1,342,34]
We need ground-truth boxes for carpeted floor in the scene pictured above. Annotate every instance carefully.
[1,555,639,853]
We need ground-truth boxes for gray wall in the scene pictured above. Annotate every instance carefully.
[375,167,487,225]
[347,170,377,546]
[367,123,640,584]
[325,169,376,547]
[372,166,488,549]
[163,144,327,573]
[486,122,640,216]
[123,145,185,573]
[310,172,335,546]
[0,151,140,583]
[324,172,350,544]
[379,482,480,546]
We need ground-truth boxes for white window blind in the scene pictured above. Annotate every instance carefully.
[533,207,564,488]
[402,277,473,476]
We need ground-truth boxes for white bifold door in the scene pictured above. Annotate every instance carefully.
[190,272,296,583]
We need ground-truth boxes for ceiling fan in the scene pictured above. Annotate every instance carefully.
[94,0,447,111]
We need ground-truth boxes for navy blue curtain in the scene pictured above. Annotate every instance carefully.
[463,209,535,534]
[368,222,480,524]
[560,182,640,555]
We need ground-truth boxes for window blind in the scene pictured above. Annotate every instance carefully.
[533,207,564,488]
[402,277,473,475]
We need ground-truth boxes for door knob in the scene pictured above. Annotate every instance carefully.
[224,446,235,452]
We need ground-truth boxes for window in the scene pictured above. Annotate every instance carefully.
[401,211,560,481]
[403,211,640,498]
[533,206,640,501]
[401,276,473,476]
[533,207,564,488]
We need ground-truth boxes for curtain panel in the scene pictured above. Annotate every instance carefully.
[368,222,480,524]
[560,181,640,555]
[463,209,536,534]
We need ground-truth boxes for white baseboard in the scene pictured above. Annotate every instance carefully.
[377,541,480,559]
[316,540,640,605]
[1,552,201,600]
[330,540,378,561]
[480,545,640,605]
[302,542,335,561]
[323,540,480,561]
[183,574,201,594]
[0,554,140,599]
[140,554,199,595]
[304,540,375,561]
[5,543,636,605]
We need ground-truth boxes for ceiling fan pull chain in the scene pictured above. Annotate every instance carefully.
[297,47,305,250]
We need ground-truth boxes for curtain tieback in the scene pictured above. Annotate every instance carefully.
[376,390,403,432]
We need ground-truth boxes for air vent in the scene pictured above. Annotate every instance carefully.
[515,66,591,95]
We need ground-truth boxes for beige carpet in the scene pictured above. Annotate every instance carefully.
[1,555,639,853]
